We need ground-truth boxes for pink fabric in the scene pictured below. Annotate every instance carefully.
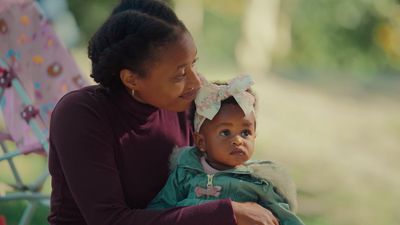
[0,0,31,12]
[0,131,12,141]
[0,1,87,153]
[200,156,220,174]
[0,215,7,225]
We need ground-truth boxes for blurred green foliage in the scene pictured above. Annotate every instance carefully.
[275,0,400,78]
[67,0,400,81]
[67,0,173,43]
[67,0,117,42]
[0,202,49,225]
[195,8,242,75]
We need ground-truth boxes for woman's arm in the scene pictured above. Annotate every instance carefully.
[49,91,237,225]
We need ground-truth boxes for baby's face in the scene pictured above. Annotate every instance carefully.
[196,103,256,170]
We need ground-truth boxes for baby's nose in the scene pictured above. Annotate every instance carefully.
[232,135,243,146]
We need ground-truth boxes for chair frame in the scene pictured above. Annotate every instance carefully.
[0,63,50,225]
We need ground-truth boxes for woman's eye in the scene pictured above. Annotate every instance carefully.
[192,57,198,67]
[241,130,251,138]
[219,130,230,137]
[175,73,186,81]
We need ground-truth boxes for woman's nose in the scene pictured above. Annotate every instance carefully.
[188,68,201,89]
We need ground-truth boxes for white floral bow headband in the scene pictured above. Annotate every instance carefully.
[194,74,256,132]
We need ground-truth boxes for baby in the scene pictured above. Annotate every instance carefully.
[147,75,304,225]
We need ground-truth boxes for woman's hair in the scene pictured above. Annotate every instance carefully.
[88,0,187,91]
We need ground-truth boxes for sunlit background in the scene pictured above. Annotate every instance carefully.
[1,0,400,225]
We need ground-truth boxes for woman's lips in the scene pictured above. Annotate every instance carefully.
[180,88,198,100]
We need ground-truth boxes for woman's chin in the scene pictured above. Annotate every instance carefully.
[164,100,192,112]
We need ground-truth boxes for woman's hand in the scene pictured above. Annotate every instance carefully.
[231,201,279,225]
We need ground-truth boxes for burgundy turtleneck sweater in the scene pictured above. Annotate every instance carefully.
[48,85,236,225]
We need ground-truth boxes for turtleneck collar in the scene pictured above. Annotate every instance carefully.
[110,87,159,121]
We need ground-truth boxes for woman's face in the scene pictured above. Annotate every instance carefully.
[131,31,201,112]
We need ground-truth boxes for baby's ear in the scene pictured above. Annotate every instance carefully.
[193,132,206,152]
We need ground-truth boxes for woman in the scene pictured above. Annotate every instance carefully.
[48,0,278,224]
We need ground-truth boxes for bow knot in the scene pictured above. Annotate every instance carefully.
[194,75,255,132]
[217,88,228,100]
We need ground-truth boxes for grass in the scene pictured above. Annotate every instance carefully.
[0,201,49,225]
[0,141,50,225]
[249,75,400,225]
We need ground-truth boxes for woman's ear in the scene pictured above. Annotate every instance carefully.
[193,132,206,152]
[120,69,139,90]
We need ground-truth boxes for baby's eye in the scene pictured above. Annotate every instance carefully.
[219,129,230,137]
[241,130,251,138]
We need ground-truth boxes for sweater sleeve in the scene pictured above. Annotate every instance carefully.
[49,91,237,225]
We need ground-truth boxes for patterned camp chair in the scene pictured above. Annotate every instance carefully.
[0,1,87,224]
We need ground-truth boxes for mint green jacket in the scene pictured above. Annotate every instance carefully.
[147,147,304,225]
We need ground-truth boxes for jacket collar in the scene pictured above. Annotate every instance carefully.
[176,146,253,175]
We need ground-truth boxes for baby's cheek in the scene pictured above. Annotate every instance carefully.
[247,142,256,154]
